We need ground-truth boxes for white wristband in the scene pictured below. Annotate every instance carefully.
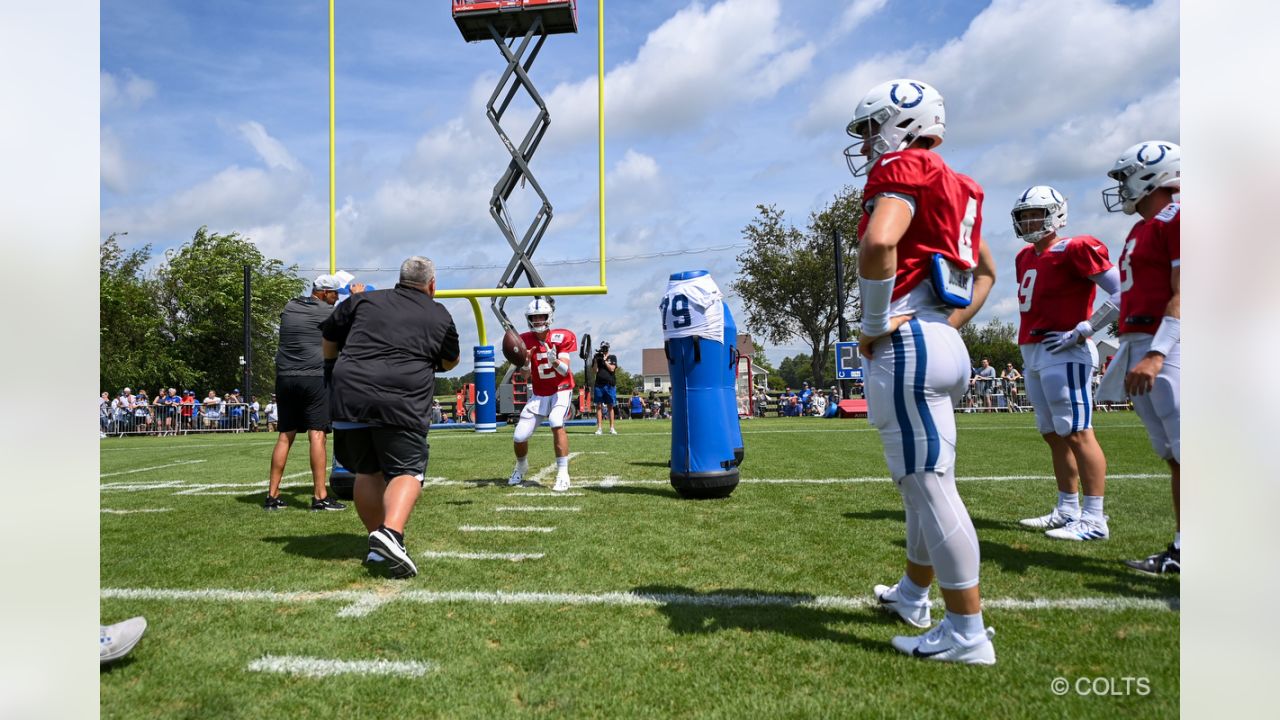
[858,275,896,336]
[1149,316,1179,356]
[555,360,570,376]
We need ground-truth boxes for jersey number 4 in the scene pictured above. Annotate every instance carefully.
[660,294,692,330]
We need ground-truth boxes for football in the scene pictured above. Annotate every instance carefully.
[502,328,528,368]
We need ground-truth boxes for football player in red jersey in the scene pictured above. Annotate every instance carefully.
[845,78,998,664]
[508,298,578,492]
[1010,186,1121,541]
[1099,141,1181,575]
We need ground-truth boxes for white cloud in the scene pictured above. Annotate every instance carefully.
[101,70,155,109]
[544,0,815,140]
[971,78,1181,186]
[100,127,129,193]
[803,0,1180,145]
[101,121,309,241]
[238,121,301,173]
[836,0,889,36]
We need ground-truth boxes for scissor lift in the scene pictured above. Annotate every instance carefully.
[453,1,579,331]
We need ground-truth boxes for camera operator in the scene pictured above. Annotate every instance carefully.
[591,341,619,435]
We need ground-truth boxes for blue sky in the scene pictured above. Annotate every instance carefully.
[101,0,1179,376]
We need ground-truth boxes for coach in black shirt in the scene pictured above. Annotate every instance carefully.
[321,256,460,579]
[265,274,347,512]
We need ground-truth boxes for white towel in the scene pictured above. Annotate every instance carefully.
[1095,339,1131,404]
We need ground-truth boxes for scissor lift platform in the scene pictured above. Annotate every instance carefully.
[452,1,578,42]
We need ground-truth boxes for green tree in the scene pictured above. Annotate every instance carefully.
[100,234,196,391]
[155,227,302,394]
[732,186,862,387]
[958,319,1020,371]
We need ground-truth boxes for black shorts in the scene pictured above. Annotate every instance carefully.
[275,375,329,433]
[334,426,429,484]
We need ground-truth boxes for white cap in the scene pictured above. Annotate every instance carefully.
[313,274,341,291]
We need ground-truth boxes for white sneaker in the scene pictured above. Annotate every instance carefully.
[609,428,617,435]
[101,616,148,665]
[873,583,932,628]
[891,617,996,665]
[553,472,571,493]
[1045,515,1110,541]
[1019,507,1077,529]
[594,428,603,435]
[508,467,525,486]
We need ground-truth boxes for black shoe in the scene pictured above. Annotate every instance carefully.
[263,495,287,511]
[368,529,417,579]
[310,496,347,512]
[1124,544,1180,575]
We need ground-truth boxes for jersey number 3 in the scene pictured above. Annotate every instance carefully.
[1118,238,1137,293]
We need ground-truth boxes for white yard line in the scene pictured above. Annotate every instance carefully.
[101,586,1179,617]
[508,491,584,497]
[247,654,434,678]
[525,452,581,485]
[458,526,556,533]
[496,506,582,512]
[421,551,544,562]
[100,508,173,514]
[99,460,206,478]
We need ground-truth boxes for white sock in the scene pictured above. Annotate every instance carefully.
[555,456,568,470]
[945,610,986,640]
[1173,532,1180,550]
[515,457,528,473]
[1057,491,1079,515]
[896,574,929,604]
[1081,495,1104,520]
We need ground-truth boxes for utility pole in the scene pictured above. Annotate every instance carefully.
[833,227,850,400]
[242,265,252,396]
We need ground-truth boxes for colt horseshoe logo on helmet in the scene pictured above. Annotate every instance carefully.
[1136,143,1169,165]
[889,82,925,108]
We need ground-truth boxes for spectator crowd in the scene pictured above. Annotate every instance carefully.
[99,386,272,437]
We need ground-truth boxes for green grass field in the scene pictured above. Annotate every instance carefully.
[100,413,1178,719]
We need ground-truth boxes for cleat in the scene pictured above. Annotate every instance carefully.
[310,496,347,512]
[594,428,603,435]
[1019,507,1076,529]
[891,617,996,665]
[874,583,933,629]
[263,495,287,511]
[507,467,525,486]
[609,428,617,435]
[1045,515,1109,541]
[100,617,148,665]
[368,529,417,579]
[553,472,571,493]
[1125,544,1179,576]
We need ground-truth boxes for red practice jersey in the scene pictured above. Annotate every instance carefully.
[857,148,985,300]
[1015,236,1113,344]
[520,329,577,396]
[1117,202,1180,335]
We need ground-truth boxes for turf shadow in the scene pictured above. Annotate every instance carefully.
[587,485,679,499]
[842,509,1013,532]
[628,461,670,468]
[631,584,899,655]
[234,489,310,507]
[979,539,1178,598]
[262,533,367,561]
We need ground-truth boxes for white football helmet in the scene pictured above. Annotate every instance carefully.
[1103,141,1181,215]
[525,298,554,334]
[844,79,946,177]
[1011,185,1068,243]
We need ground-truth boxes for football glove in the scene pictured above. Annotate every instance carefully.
[1044,321,1093,353]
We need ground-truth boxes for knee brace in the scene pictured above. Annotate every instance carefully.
[898,470,981,590]
[513,412,539,444]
